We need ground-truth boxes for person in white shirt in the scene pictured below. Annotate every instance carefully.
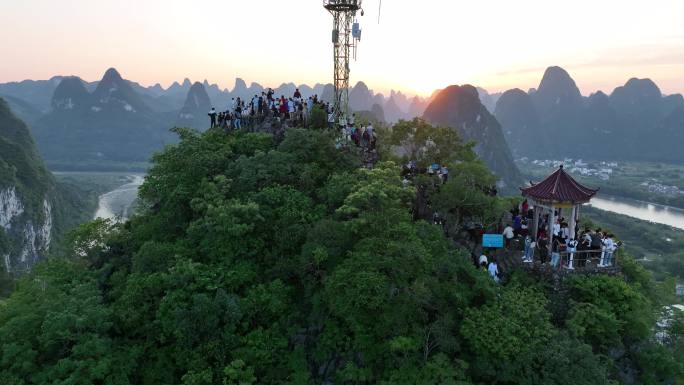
[252,96,259,111]
[601,235,615,267]
[488,259,500,283]
[562,224,570,241]
[503,225,515,249]
[288,99,296,119]
[479,254,488,268]
[552,220,561,238]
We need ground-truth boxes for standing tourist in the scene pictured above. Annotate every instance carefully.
[208,107,217,128]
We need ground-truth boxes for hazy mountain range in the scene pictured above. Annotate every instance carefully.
[0,68,432,169]
[494,66,684,163]
[0,69,430,126]
[3,65,683,175]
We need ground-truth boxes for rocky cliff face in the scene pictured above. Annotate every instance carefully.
[177,82,213,129]
[495,88,547,158]
[0,98,56,273]
[423,85,523,191]
[0,189,52,273]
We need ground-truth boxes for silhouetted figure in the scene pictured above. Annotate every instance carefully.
[208,108,217,128]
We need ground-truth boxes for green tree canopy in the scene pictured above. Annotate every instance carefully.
[0,123,680,385]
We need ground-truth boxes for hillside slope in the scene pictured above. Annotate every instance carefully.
[0,98,92,274]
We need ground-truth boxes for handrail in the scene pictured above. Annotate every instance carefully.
[520,245,620,271]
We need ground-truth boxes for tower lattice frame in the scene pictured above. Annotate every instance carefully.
[324,0,361,125]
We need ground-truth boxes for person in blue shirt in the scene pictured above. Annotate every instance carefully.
[513,214,522,236]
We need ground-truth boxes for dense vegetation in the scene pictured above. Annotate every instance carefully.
[0,98,96,288]
[0,121,682,384]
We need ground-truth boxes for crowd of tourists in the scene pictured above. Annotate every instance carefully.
[402,161,450,185]
[206,88,378,150]
[207,88,329,130]
[501,199,620,269]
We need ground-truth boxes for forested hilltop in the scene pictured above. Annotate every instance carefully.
[0,122,682,384]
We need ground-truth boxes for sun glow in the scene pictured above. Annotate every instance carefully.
[1,0,684,96]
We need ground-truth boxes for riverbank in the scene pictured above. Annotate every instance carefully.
[53,172,145,221]
[589,195,684,230]
[93,175,144,220]
[518,160,684,210]
[582,205,684,283]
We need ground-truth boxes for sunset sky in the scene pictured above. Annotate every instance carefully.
[2,0,683,97]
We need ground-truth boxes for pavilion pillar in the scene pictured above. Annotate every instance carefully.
[567,204,577,269]
[569,205,577,240]
[532,205,541,239]
[548,204,555,260]
[575,205,581,233]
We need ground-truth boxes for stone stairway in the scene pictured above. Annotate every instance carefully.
[494,238,526,277]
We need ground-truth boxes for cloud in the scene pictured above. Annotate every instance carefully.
[495,66,551,77]
[496,40,684,78]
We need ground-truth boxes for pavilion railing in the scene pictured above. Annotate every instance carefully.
[523,248,620,271]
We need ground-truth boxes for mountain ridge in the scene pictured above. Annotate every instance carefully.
[423,84,523,190]
[495,66,684,163]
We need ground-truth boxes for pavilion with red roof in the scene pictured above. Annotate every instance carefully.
[521,165,599,263]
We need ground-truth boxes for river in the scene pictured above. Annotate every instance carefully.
[94,175,145,221]
[88,176,684,230]
[588,195,684,231]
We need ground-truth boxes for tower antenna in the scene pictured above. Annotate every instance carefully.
[324,0,363,127]
[378,0,382,24]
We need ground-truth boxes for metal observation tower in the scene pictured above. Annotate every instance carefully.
[324,0,363,126]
